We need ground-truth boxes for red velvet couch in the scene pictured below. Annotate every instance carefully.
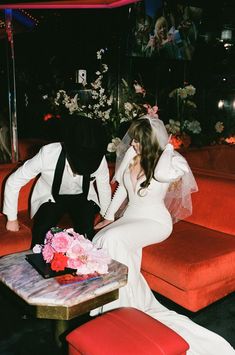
[141,171,235,311]
[181,144,235,175]
[1,152,235,312]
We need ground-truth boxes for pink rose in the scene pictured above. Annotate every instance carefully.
[44,230,54,243]
[42,244,54,263]
[76,262,94,275]
[51,232,72,253]
[66,228,86,242]
[67,258,83,270]
[66,239,86,259]
[88,249,111,274]
[143,104,158,118]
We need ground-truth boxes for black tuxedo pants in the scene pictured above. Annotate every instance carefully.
[31,195,100,247]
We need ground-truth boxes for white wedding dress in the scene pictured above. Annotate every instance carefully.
[91,145,235,355]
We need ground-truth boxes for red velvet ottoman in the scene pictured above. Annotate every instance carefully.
[66,307,189,355]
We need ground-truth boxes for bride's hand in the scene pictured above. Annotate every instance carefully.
[94,219,113,230]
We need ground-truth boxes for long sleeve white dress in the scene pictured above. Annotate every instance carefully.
[91,144,235,355]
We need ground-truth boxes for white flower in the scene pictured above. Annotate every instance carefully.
[91,91,99,99]
[32,244,42,253]
[169,84,195,100]
[132,110,138,118]
[215,121,224,133]
[165,119,181,134]
[103,108,112,120]
[177,88,188,99]
[124,102,133,112]
[102,64,108,73]
[186,100,197,109]
[133,82,145,95]
[91,82,101,90]
[183,120,202,134]
[97,48,105,59]
[185,85,196,96]
[107,95,113,106]
[107,137,122,153]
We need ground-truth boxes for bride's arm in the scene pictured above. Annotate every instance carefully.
[95,147,135,230]
[154,143,189,182]
[94,183,127,229]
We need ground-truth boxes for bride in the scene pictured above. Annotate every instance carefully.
[91,115,235,355]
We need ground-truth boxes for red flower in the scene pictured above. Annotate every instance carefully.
[43,113,53,122]
[50,253,68,272]
[170,133,191,149]
[43,113,61,122]
[225,137,235,144]
[170,135,183,149]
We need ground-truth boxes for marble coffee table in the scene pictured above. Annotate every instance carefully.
[0,251,128,321]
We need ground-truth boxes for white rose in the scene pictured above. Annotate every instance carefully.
[215,121,224,133]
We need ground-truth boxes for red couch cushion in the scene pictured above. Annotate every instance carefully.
[66,308,189,355]
[0,213,32,257]
[0,163,36,212]
[142,221,235,290]
[185,174,235,236]
[182,145,235,174]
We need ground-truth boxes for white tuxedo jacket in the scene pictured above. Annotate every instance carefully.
[3,143,112,221]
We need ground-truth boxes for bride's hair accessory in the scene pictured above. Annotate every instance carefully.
[115,114,167,172]
[114,114,198,223]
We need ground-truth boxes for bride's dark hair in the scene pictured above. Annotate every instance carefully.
[128,118,163,194]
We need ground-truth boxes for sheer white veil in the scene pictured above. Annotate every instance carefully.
[114,114,198,223]
[115,114,168,172]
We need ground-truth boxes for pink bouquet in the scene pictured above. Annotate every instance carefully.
[33,227,111,275]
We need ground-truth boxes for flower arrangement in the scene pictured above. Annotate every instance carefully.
[50,48,155,153]
[33,227,111,275]
[106,79,151,153]
[211,120,235,145]
[54,49,113,122]
[41,48,235,152]
[117,79,147,122]
[166,83,202,148]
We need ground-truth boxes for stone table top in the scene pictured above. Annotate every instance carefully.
[0,251,128,319]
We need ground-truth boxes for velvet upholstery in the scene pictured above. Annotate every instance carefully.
[181,144,235,174]
[0,215,32,256]
[142,173,235,311]
[0,163,36,256]
[66,308,189,355]
[186,173,235,235]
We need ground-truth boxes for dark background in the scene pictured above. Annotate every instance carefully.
[0,0,235,143]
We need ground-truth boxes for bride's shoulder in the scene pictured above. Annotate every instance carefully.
[115,147,136,183]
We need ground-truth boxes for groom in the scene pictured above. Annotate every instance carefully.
[3,115,111,245]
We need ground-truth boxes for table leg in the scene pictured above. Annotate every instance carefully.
[54,319,70,348]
